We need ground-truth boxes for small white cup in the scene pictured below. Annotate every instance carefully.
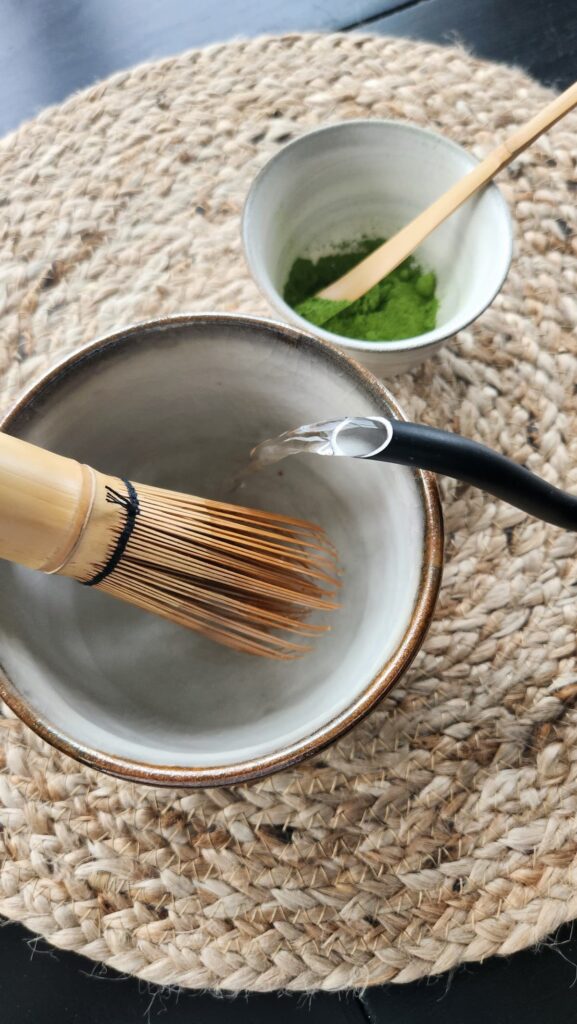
[242,120,513,376]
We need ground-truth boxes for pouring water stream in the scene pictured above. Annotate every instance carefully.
[250,417,393,467]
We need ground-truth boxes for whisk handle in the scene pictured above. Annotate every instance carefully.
[372,421,577,531]
[0,432,127,578]
[0,432,92,571]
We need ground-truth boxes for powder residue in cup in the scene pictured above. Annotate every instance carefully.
[284,237,438,341]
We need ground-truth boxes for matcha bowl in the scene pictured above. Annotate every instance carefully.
[0,314,442,786]
[242,120,513,376]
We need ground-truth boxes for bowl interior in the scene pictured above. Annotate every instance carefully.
[0,318,429,772]
[243,120,512,350]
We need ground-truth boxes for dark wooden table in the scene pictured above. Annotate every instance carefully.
[1,1,576,1021]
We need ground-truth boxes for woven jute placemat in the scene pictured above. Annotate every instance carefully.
[1,32,577,992]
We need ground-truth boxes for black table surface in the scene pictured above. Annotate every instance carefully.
[1,1,577,1022]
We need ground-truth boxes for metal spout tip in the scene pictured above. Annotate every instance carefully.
[330,417,393,458]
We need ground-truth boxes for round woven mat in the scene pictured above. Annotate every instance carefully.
[1,32,577,993]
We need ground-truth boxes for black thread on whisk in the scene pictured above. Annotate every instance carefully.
[84,479,140,587]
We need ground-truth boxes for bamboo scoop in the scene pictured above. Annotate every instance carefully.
[317,79,577,306]
[0,432,339,659]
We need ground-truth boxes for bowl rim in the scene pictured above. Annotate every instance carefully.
[242,117,514,353]
[0,312,443,787]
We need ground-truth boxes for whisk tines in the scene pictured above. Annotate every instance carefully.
[95,482,340,659]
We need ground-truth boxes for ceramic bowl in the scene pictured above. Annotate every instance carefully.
[242,119,513,376]
[0,314,442,786]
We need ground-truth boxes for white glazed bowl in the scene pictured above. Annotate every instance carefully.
[0,315,442,787]
[242,120,513,376]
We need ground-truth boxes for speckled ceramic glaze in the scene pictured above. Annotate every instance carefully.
[0,315,442,785]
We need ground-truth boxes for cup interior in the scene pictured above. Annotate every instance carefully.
[0,317,439,781]
[243,120,512,351]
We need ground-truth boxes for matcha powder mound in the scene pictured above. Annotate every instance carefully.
[284,237,438,341]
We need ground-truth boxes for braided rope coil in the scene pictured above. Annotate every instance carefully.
[1,32,577,991]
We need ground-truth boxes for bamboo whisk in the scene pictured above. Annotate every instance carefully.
[0,433,339,659]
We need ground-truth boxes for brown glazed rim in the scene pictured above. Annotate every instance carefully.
[0,313,444,787]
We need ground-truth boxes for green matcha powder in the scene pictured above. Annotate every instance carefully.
[284,237,438,341]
